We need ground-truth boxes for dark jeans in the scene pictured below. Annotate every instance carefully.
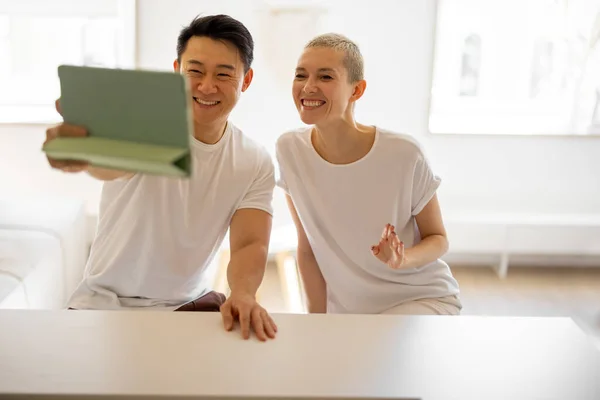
[174,290,226,312]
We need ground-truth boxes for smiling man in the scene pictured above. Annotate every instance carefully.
[43,14,278,341]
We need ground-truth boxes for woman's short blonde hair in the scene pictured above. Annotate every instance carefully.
[305,33,364,83]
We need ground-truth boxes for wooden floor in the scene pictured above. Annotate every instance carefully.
[452,266,600,349]
[258,263,600,350]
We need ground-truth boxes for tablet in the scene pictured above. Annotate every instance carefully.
[42,65,193,177]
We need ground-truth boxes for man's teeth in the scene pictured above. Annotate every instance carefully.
[195,98,219,106]
[303,100,325,107]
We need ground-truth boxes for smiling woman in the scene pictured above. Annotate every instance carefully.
[276,32,462,316]
[0,0,135,124]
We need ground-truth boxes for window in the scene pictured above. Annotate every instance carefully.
[429,0,600,136]
[0,0,135,124]
[459,34,482,96]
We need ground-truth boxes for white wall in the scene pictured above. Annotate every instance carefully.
[1,0,599,239]
[0,124,103,214]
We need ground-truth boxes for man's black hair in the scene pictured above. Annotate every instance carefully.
[177,14,254,72]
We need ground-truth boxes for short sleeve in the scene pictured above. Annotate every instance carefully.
[274,137,290,194]
[237,150,275,215]
[411,153,441,216]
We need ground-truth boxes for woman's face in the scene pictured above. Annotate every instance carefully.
[292,47,360,126]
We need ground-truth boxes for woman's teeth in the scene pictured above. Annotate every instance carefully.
[302,100,325,107]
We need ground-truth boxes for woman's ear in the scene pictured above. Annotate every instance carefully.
[351,80,367,102]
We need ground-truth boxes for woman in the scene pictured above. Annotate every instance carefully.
[275,33,461,315]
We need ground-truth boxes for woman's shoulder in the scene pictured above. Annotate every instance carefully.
[375,127,427,157]
[276,126,312,151]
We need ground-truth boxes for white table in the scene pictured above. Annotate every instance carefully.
[1,310,599,400]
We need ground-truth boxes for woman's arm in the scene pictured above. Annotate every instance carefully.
[285,195,327,313]
[372,194,449,269]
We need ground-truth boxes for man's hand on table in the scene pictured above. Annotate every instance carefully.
[220,291,277,341]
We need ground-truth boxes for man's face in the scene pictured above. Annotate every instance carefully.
[292,47,357,126]
[174,36,253,128]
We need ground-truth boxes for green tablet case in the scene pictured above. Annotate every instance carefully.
[42,65,193,177]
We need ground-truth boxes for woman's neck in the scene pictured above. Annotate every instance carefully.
[312,118,376,165]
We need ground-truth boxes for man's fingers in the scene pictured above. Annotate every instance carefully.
[46,126,59,142]
[220,303,234,331]
[47,158,66,170]
[57,124,87,138]
[47,158,88,172]
[251,308,267,341]
[264,312,277,338]
[46,157,88,171]
[61,163,88,173]
[55,99,62,116]
[45,123,87,143]
[44,122,89,172]
[239,308,251,339]
[270,315,278,333]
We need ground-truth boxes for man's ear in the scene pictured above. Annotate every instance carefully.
[350,80,367,102]
[241,68,254,92]
[173,59,180,72]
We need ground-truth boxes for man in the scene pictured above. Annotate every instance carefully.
[44,14,278,341]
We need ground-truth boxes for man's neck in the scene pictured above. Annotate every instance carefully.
[312,117,376,165]
[193,121,228,145]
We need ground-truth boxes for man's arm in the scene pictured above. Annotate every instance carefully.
[87,167,134,181]
[220,207,277,341]
[218,149,278,341]
[227,208,272,297]
[285,195,327,313]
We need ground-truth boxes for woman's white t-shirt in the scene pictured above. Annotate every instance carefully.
[275,126,460,314]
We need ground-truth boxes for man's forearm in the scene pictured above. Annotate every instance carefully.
[297,250,327,313]
[403,234,449,269]
[227,242,268,296]
[87,167,133,181]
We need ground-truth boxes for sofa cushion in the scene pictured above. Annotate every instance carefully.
[0,258,26,303]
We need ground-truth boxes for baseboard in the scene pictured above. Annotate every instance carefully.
[444,252,600,268]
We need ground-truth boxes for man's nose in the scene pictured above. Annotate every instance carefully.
[197,76,218,94]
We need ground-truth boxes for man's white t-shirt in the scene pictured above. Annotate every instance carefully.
[67,122,274,310]
[275,126,460,314]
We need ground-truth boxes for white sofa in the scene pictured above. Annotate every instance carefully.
[443,213,600,277]
[0,230,63,308]
[0,197,89,309]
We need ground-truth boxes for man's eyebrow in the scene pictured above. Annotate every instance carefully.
[187,60,236,70]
